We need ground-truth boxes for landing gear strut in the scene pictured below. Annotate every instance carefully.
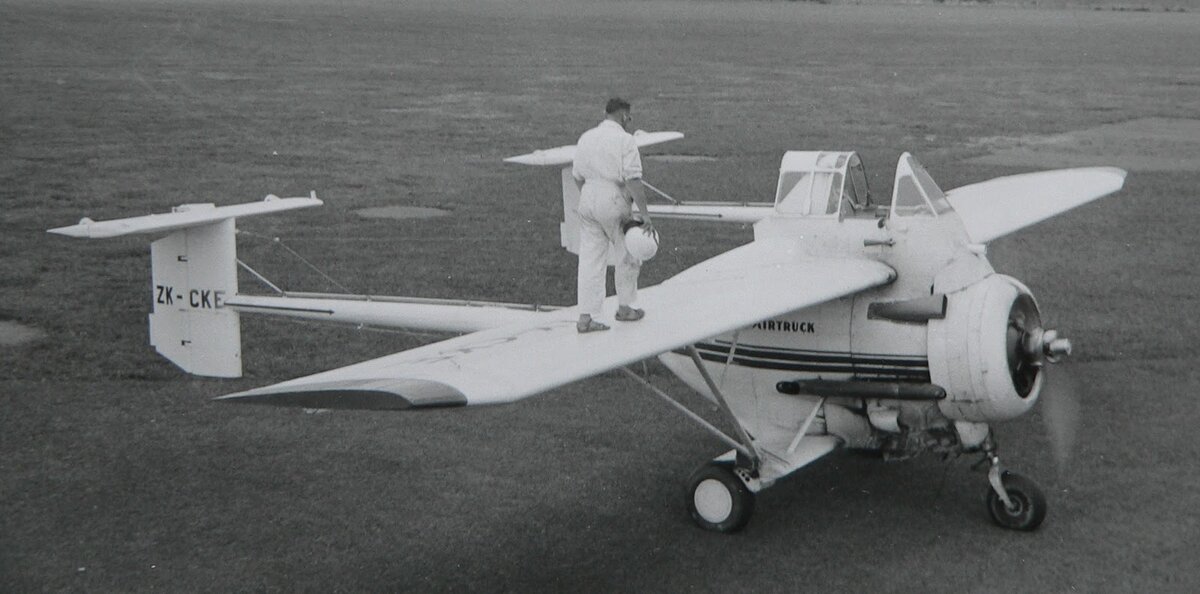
[624,347,766,533]
[979,438,1047,531]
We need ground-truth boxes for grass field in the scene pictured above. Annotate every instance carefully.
[3,0,1200,591]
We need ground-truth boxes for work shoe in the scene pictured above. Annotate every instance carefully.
[615,307,645,322]
[577,319,610,333]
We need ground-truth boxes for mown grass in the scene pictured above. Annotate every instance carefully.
[3,1,1199,591]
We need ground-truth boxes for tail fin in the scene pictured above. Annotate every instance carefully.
[48,194,322,378]
[504,130,684,255]
[148,214,240,377]
[559,168,582,254]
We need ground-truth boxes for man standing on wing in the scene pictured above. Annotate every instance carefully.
[572,97,655,333]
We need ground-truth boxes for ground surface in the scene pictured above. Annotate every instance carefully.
[3,0,1199,591]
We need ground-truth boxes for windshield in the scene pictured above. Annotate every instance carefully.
[891,153,950,217]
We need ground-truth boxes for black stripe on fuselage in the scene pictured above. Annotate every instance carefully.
[696,341,929,368]
[679,342,932,381]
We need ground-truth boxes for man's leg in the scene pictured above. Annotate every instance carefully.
[604,200,644,321]
[576,202,611,332]
[614,250,641,310]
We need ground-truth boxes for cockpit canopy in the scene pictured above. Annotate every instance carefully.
[774,151,872,219]
[773,151,950,220]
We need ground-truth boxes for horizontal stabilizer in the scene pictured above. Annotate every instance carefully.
[219,241,895,410]
[946,168,1126,244]
[647,202,774,223]
[504,130,684,166]
[47,194,322,239]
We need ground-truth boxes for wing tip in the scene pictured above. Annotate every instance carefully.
[47,225,89,238]
[634,130,685,140]
[1101,166,1128,184]
[1065,165,1127,184]
[502,154,533,165]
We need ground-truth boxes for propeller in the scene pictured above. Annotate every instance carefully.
[1023,328,1078,475]
[1005,296,1080,476]
[1039,365,1081,477]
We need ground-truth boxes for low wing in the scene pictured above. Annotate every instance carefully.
[225,293,549,334]
[946,167,1126,244]
[220,240,895,409]
[503,130,684,166]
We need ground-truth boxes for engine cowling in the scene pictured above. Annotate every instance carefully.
[929,275,1063,422]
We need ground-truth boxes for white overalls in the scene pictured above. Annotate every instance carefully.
[571,119,643,319]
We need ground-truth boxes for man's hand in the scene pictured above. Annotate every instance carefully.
[641,217,657,239]
[626,178,656,239]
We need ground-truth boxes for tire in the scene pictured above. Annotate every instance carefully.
[686,462,755,533]
[986,471,1047,531]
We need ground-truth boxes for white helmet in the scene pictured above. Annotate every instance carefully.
[623,221,659,262]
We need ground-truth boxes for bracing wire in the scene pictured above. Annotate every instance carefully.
[233,230,452,341]
[237,229,355,294]
[641,178,680,204]
[236,259,285,295]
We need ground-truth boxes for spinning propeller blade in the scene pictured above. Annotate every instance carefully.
[1039,367,1081,477]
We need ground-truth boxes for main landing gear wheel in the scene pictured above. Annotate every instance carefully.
[986,471,1047,531]
[686,462,755,533]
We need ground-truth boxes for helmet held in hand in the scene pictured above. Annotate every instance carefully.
[623,220,659,262]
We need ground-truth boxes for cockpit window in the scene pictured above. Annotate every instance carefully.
[910,158,951,214]
[893,175,932,216]
[842,154,868,213]
[776,170,840,216]
[773,152,867,218]
[825,172,843,215]
[891,153,951,218]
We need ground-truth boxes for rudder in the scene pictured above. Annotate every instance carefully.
[559,167,582,254]
[149,213,240,377]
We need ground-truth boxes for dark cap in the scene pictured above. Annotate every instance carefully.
[605,97,631,114]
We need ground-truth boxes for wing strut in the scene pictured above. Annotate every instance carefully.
[719,331,740,388]
[621,368,754,462]
[787,398,826,454]
[687,346,762,470]
[620,345,765,471]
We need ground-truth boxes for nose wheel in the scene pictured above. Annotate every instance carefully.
[985,470,1047,531]
[686,461,756,533]
[979,439,1047,531]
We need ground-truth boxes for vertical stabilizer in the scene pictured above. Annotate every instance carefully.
[560,167,582,254]
[148,212,241,377]
[502,131,684,256]
[48,194,322,378]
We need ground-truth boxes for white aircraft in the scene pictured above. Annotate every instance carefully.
[49,131,1126,533]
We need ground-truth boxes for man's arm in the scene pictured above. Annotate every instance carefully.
[626,178,654,233]
[621,137,653,233]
